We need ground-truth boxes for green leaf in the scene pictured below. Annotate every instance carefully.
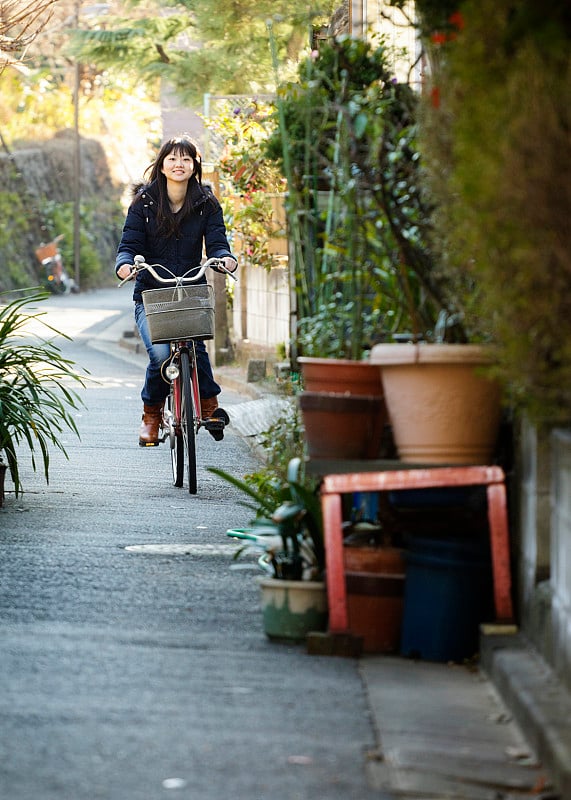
[0,290,87,495]
[354,112,368,138]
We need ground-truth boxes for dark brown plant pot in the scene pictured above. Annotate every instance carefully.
[299,391,387,459]
[297,357,383,396]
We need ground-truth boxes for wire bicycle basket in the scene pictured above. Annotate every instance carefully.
[142,284,215,343]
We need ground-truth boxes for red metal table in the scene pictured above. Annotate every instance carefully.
[317,464,514,635]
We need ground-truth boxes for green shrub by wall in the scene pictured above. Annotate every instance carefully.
[0,192,37,289]
[421,0,571,421]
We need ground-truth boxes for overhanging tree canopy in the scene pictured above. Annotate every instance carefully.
[72,0,338,103]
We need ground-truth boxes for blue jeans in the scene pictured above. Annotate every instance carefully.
[134,302,221,405]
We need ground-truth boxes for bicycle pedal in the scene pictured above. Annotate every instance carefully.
[203,410,228,441]
[139,440,160,447]
[203,408,230,427]
[203,418,225,431]
[206,426,224,442]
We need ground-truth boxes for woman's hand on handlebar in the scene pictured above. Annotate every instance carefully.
[117,263,135,281]
[221,256,238,274]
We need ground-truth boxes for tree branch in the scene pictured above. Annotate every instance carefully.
[0,0,57,74]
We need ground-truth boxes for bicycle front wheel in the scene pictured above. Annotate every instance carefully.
[180,348,197,494]
[168,388,184,488]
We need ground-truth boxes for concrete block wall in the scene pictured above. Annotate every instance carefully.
[231,262,291,358]
[245,264,290,350]
[226,191,291,361]
[519,420,553,591]
[551,430,571,690]
[518,421,571,693]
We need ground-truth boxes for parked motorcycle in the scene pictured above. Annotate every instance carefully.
[35,235,77,294]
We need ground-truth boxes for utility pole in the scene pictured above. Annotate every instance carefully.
[73,0,81,292]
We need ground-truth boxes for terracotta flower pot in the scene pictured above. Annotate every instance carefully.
[299,392,386,459]
[343,545,406,654]
[298,357,383,396]
[343,544,405,573]
[370,343,501,465]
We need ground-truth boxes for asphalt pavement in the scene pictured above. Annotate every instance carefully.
[0,287,565,799]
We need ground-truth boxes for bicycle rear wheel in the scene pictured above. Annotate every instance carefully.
[180,348,197,494]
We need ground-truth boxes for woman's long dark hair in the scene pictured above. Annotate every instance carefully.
[142,135,205,238]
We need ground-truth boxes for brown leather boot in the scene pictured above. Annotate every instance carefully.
[139,402,164,447]
[201,396,229,441]
[200,396,219,420]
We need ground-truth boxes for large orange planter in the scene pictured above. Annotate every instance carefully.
[370,343,501,465]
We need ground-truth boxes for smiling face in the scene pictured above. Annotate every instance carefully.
[160,147,195,184]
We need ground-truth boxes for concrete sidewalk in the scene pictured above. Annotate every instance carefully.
[216,358,571,798]
[362,654,554,798]
[107,305,569,798]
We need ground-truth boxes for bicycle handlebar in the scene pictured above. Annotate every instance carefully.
[118,255,238,287]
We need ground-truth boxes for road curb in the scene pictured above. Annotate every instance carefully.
[480,630,571,798]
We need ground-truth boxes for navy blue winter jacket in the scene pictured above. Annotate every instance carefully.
[115,178,235,303]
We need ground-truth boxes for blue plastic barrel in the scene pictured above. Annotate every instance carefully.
[400,535,493,662]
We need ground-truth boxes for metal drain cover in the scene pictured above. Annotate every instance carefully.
[125,543,237,556]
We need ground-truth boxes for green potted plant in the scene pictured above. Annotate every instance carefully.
[265,33,502,463]
[0,289,86,505]
[266,36,393,358]
[363,0,571,464]
[265,35,468,348]
[363,85,503,459]
[208,457,328,642]
[265,36,404,458]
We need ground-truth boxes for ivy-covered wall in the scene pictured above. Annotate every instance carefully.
[0,130,124,293]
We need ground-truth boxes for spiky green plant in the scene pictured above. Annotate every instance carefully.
[208,458,325,580]
[0,290,87,497]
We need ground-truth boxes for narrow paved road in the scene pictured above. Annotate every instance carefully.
[0,289,378,800]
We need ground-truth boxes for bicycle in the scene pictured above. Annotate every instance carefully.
[119,255,237,494]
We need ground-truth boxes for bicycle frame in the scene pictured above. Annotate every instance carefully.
[168,343,201,428]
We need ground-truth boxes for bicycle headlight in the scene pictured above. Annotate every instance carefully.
[165,364,179,380]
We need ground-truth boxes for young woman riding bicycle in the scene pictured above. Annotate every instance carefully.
[115,135,238,447]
